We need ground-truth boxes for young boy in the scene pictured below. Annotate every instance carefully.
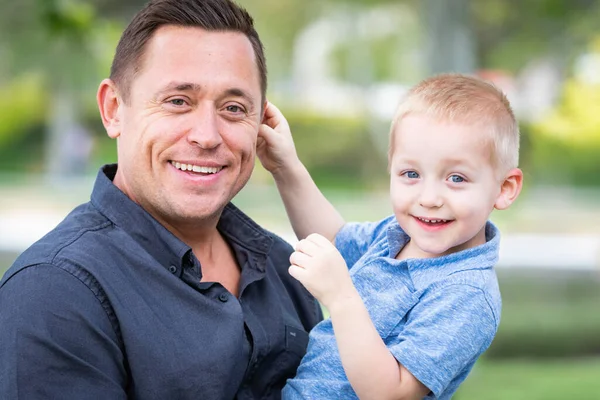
[257,74,523,399]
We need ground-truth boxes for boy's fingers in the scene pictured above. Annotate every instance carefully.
[262,101,281,125]
[266,101,284,119]
[289,250,311,267]
[258,123,281,145]
[295,238,320,256]
[258,123,273,139]
[263,101,290,132]
[305,233,334,248]
[288,264,307,282]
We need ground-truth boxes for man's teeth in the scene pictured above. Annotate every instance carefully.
[419,218,448,223]
[171,161,221,174]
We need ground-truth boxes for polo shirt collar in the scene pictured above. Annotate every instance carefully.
[386,220,500,289]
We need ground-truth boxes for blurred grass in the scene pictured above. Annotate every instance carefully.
[489,271,600,358]
[456,357,600,400]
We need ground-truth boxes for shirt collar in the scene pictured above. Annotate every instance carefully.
[218,203,274,272]
[386,220,500,289]
[90,164,274,273]
[90,164,190,273]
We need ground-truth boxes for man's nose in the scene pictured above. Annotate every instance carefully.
[187,105,223,149]
[418,181,444,208]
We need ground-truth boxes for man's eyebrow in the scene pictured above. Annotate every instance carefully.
[154,82,202,97]
[223,88,256,109]
[154,84,256,109]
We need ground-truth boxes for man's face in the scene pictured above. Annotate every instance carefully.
[111,26,263,234]
[389,114,504,258]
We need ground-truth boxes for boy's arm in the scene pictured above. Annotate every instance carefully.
[330,291,430,400]
[258,102,345,241]
[290,234,430,400]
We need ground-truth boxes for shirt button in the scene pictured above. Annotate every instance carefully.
[168,265,177,274]
[218,292,229,302]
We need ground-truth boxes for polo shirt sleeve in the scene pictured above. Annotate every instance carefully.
[0,264,127,399]
[388,284,497,398]
[335,216,395,268]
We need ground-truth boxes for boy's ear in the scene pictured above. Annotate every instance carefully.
[494,168,523,210]
[97,79,123,139]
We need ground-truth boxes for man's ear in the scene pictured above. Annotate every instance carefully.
[260,99,268,124]
[494,168,523,210]
[97,79,123,139]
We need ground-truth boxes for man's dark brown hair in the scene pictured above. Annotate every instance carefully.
[110,0,267,103]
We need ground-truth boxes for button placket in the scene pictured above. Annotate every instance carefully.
[218,292,229,302]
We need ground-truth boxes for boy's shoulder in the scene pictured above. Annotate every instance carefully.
[339,215,398,243]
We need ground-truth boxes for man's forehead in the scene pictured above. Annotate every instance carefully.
[132,26,261,97]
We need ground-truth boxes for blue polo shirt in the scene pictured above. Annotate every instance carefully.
[283,216,502,399]
[0,164,322,400]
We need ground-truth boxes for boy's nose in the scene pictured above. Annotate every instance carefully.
[418,183,444,208]
[187,106,223,149]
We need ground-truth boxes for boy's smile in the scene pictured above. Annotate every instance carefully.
[389,113,504,260]
[413,216,454,231]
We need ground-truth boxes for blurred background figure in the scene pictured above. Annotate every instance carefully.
[0,1,599,399]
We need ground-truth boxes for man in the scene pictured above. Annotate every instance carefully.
[0,0,322,398]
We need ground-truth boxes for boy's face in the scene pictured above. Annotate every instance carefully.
[389,114,513,259]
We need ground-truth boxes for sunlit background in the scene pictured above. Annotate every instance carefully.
[1,0,599,399]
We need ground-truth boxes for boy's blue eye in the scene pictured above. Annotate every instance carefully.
[404,171,419,179]
[449,175,464,183]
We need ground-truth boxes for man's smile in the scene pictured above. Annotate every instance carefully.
[170,160,224,174]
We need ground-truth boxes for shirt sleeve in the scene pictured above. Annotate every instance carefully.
[335,216,395,268]
[0,264,128,399]
[388,284,497,398]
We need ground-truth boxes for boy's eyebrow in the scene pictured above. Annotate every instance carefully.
[441,157,479,170]
[392,156,420,165]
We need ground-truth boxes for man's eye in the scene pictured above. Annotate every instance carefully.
[448,175,465,183]
[226,105,244,113]
[403,171,419,179]
[169,99,186,106]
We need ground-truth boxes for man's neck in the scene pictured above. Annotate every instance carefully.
[192,229,242,296]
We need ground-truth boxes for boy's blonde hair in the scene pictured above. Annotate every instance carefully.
[389,73,520,175]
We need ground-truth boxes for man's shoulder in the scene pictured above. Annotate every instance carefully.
[221,203,295,257]
[265,230,294,255]
[4,202,112,282]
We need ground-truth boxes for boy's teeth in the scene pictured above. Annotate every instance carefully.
[420,218,447,223]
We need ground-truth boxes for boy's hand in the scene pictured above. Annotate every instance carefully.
[257,102,301,175]
[288,233,357,310]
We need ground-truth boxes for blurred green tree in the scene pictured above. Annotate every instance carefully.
[0,0,105,176]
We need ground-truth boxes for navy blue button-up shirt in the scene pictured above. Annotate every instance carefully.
[0,164,322,399]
